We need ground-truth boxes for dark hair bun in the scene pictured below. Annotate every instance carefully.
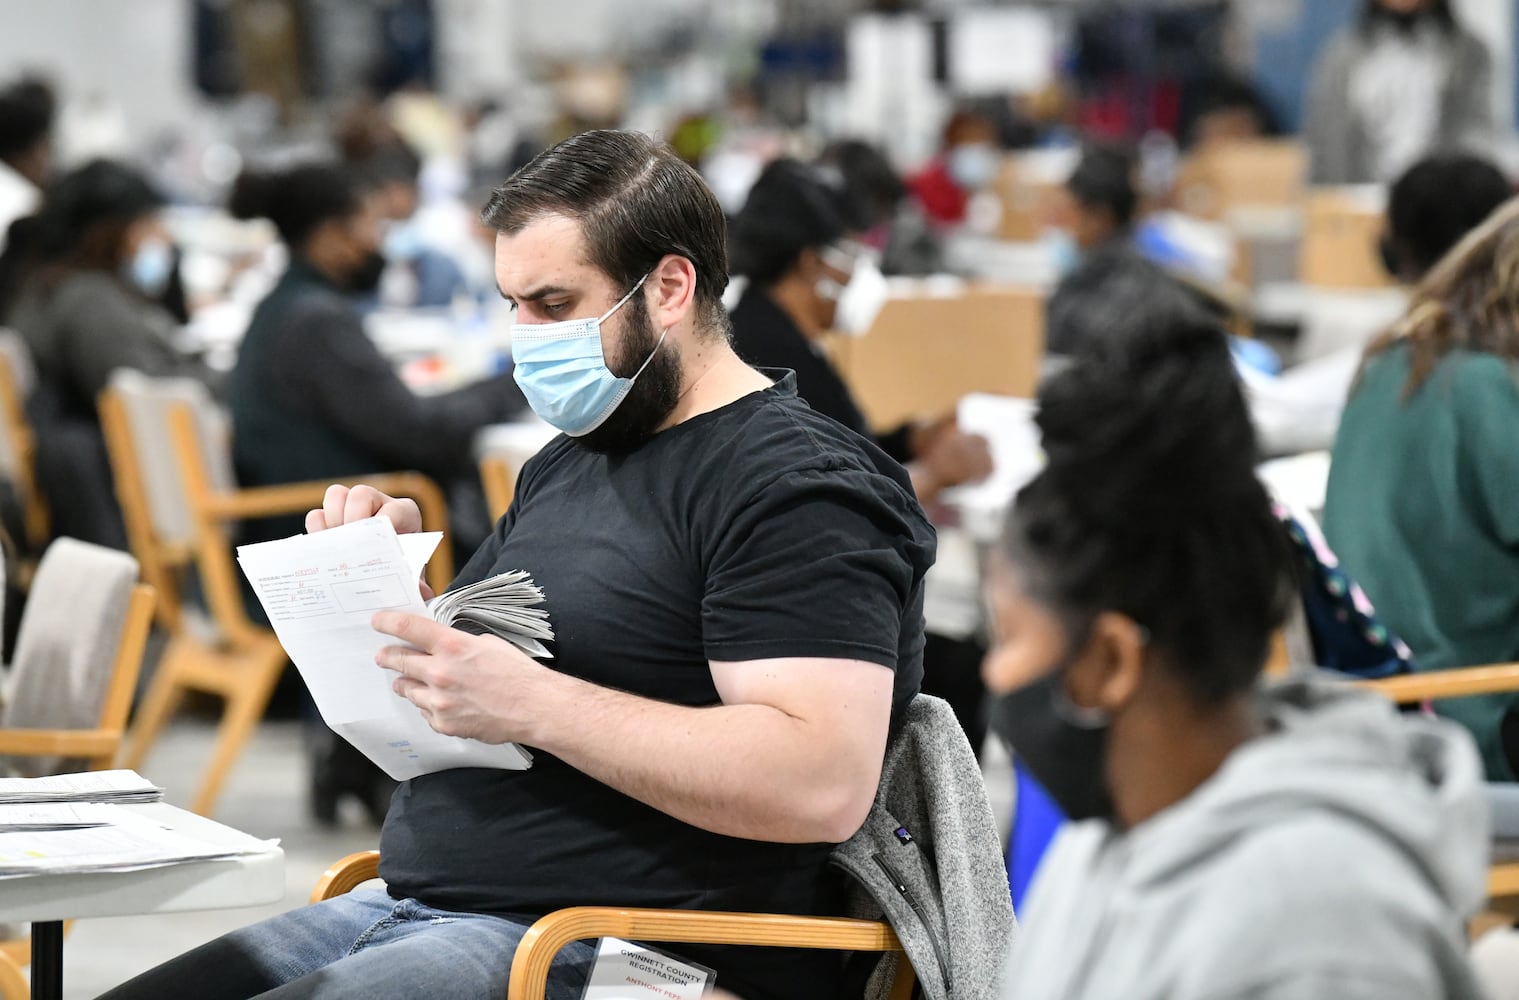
[1034,297,1260,529]
[228,162,360,247]
[730,158,850,285]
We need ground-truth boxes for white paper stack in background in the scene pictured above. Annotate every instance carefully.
[0,770,163,805]
[237,517,550,780]
[0,803,275,878]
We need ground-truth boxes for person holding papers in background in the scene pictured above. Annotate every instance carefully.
[226,161,527,826]
[729,157,993,754]
[102,129,934,1000]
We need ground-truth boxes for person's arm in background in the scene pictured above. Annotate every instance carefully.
[1304,36,1356,185]
[892,412,993,505]
[274,297,527,481]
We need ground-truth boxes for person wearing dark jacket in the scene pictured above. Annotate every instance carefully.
[5,160,213,549]
[729,158,992,754]
[227,161,526,824]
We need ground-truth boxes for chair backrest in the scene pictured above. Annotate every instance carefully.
[101,369,235,550]
[0,330,47,550]
[0,538,142,775]
[476,421,559,520]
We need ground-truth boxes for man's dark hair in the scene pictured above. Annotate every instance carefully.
[0,77,55,162]
[1387,153,1511,281]
[1067,144,1138,230]
[730,158,850,287]
[1007,289,1296,704]
[480,130,730,334]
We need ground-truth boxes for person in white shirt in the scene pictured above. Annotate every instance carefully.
[0,77,54,253]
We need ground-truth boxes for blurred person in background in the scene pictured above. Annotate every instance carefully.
[1044,144,1160,357]
[729,158,993,752]
[5,160,212,549]
[989,306,1487,1000]
[1307,0,1495,184]
[1380,153,1511,284]
[1181,73,1281,151]
[907,107,1001,228]
[358,141,470,309]
[0,76,54,253]
[228,161,527,823]
[820,139,942,276]
[1325,196,1519,783]
[1246,151,1511,456]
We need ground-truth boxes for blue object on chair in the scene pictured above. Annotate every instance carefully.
[1007,759,1066,912]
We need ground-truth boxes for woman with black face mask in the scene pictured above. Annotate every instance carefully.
[986,302,1490,998]
[228,162,526,825]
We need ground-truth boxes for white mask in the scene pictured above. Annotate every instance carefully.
[817,249,889,337]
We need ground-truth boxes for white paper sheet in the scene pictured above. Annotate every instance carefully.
[0,804,276,878]
[582,937,714,999]
[237,517,532,781]
[0,769,162,804]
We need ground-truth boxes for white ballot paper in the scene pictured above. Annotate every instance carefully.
[237,516,537,781]
[582,938,715,999]
[0,769,163,805]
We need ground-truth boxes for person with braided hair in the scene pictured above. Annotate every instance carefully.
[986,304,1488,999]
[1326,195,1519,782]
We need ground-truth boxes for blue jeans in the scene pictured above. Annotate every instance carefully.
[96,887,595,999]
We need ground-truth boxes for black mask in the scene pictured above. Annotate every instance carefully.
[346,250,387,295]
[987,661,1115,823]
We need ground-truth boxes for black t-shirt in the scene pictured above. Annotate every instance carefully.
[729,287,914,463]
[379,371,934,1000]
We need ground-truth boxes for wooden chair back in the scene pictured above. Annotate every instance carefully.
[0,330,47,553]
[0,538,154,773]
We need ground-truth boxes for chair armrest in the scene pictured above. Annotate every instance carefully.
[1357,663,1519,704]
[309,850,382,904]
[0,729,120,758]
[508,907,902,999]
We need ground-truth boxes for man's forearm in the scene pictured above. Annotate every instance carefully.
[523,669,876,844]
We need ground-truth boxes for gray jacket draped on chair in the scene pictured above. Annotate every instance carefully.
[831,694,1017,1000]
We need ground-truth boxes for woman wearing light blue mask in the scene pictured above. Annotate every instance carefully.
[5,159,216,548]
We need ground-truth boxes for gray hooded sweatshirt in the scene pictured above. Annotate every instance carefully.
[1001,679,1490,1000]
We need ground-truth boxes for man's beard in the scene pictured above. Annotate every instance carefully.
[574,295,682,455]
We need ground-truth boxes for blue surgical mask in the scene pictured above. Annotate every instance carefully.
[1041,227,1082,278]
[125,237,174,297]
[509,272,666,437]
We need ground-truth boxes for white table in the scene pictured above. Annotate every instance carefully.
[0,803,285,1000]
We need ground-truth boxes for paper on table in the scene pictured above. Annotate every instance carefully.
[0,770,163,804]
[0,803,117,831]
[236,517,532,781]
[0,804,277,878]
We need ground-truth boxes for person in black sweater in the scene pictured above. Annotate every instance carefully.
[729,158,993,755]
[227,161,527,824]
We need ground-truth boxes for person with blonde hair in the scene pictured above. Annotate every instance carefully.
[1324,194,1519,781]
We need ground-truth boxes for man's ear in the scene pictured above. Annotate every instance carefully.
[1065,611,1148,715]
[647,253,698,331]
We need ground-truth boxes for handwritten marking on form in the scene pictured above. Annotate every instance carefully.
[237,517,531,780]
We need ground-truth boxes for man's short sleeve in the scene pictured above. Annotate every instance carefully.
[701,466,933,668]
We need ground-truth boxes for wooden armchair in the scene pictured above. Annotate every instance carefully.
[100,371,453,815]
[1357,663,1519,901]
[0,537,156,997]
[311,851,916,1000]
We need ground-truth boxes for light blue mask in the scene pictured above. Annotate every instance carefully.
[509,272,666,437]
[125,237,174,297]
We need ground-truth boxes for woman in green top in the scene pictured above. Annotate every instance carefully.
[1324,196,1519,780]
